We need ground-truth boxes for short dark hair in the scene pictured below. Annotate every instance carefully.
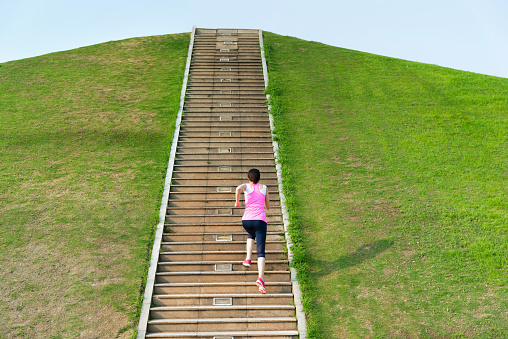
[248,168,260,184]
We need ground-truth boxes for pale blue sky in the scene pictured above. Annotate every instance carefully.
[1,0,507,78]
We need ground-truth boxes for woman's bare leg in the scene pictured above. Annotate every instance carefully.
[257,257,265,280]
[246,238,254,260]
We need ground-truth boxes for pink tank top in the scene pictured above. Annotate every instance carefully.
[242,183,267,222]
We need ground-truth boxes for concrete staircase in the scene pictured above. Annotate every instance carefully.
[142,28,300,339]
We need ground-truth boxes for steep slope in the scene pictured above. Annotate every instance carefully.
[0,33,189,338]
[263,32,508,338]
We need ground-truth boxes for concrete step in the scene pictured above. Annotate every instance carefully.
[156,260,289,273]
[188,76,264,82]
[167,205,280,214]
[158,250,287,262]
[186,97,264,102]
[187,78,263,82]
[190,66,262,71]
[193,41,258,44]
[188,64,263,69]
[168,182,276,189]
[152,293,294,307]
[173,162,275,169]
[164,215,282,224]
[193,46,259,51]
[184,103,267,109]
[176,141,273,148]
[180,121,270,127]
[146,330,298,339]
[189,76,263,81]
[186,89,266,95]
[186,91,265,96]
[191,61,262,65]
[160,240,285,251]
[180,118,270,124]
[194,46,260,49]
[173,159,275,166]
[173,152,275,160]
[186,89,265,95]
[164,224,283,234]
[166,207,281,217]
[161,232,284,242]
[178,131,272,137]
[192,57,262,62]
[153,282,293,295]
[172,167,275,173]
[168,183,278,190]
[147,317,297,333]
[196,28,259,33]
[192,52,260,56]
[194,38,260,42]
[187,77,262,82]
[186,84,263,88]
[189,71,263,75]
[190,66,262,69]
[181,115,269,121]
[183,108,268,114]
[193,45,259,49]
[191,53,260,56]
[196,46,259,50]
[167,199,280,208]
[176,147,274,154]
[178,131,273,139]
[167,193,279,201]
[169,179,278,188]
[175,152,275,158]
[155,271,291,285]
[172,165,275,172]
[185,96,266,102]
[185,100,266,105]
[149,305,295,320]
[189,68,262,72]
[188,77,265,83]
[168,185,279,193]
[182,114,269,120]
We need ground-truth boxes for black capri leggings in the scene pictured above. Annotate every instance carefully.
[242,220,267,258]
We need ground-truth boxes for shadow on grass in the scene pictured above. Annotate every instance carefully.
[309,239,394,277]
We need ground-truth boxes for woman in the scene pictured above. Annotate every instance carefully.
[235,168,270,294]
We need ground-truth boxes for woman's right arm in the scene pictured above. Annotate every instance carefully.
[235,184,246,207]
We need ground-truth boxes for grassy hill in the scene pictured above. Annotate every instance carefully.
[0,33,189,338]
[263,32,508,338]
[1,30,507,339]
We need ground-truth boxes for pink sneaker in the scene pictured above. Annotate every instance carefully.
[256,278,266,294]
[242,258,251,267]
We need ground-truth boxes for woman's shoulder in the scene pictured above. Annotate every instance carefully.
[259,184,267,194]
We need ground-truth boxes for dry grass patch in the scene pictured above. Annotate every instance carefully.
[0,33,189,338]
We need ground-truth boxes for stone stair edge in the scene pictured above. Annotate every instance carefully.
[154,293,294,298]
[148,317,297,323]
[146,331,298,339]
[154,283,292,288]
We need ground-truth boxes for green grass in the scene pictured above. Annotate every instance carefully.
[2,30,507,338]
[0,33,189,338]
[263,32,508,338]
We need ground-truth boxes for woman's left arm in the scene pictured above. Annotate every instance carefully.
[264,186,270,210]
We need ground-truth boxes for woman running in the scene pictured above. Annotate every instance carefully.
[235,168,270,294]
